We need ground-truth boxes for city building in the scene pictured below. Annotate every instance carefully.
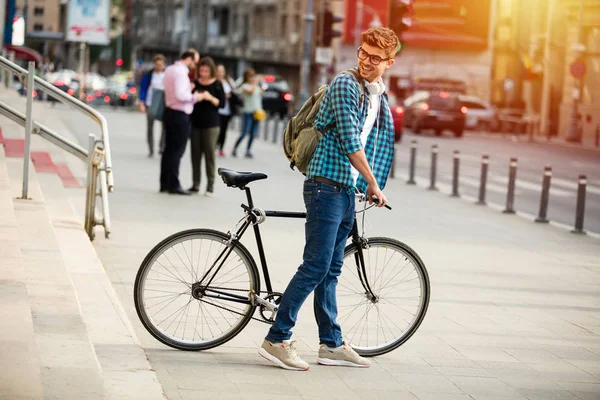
[337,0,496,107]
[492,0,600,144]
[130,0,329,96]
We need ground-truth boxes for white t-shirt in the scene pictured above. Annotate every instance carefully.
[351,86,382,185]
[145,71,166,106]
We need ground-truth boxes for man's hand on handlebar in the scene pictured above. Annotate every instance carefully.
[366,184,388,208]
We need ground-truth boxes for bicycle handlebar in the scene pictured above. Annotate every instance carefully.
[356,194,392,210]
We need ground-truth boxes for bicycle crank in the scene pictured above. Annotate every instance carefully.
[255,292,283,323]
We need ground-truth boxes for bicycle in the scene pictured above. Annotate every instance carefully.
[134,168,430,357]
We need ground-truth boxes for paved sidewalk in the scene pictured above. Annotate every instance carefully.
[62,108,600,400]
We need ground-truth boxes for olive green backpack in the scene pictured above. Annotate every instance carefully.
[283,69,364,174]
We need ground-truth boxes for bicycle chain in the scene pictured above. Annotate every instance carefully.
[199,286,274,325]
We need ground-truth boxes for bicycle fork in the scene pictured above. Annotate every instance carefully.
[352,233,379,303]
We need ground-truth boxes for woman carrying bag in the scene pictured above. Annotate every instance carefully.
[232,68,264,159]
[189,56,225,196]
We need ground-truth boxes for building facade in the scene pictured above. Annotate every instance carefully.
[337,0,496,106]
[130,0,327,96]
[492,0,600,143]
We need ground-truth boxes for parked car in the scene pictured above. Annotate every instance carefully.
[106,78,137,108]
[403,91,467,137]
[389,103,404,142]
[458,95,496,130]
[260,75,293,118]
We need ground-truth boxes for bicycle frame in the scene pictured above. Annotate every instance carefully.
[196,186,377,310]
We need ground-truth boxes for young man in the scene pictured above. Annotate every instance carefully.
[139,54,167,157]
[259,27,398,371]
[160,50,202,195]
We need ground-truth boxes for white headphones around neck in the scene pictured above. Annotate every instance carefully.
[366,80,386,96]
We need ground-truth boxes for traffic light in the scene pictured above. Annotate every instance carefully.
[389,0,414,37]
[322,10,343,47]
[116,58,124,67]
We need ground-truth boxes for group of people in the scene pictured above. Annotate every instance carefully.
[138,49,265,196]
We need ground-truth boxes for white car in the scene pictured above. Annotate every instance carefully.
[459,95,496,130]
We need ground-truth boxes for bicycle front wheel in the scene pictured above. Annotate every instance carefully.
[134,229,260,351]
[337,237,430,357]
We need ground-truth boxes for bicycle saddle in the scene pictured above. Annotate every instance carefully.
[218,168,268,189]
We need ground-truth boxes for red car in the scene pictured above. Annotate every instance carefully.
[389,104,404,142]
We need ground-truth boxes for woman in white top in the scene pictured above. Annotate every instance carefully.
[216,65,236,157]
[231,68,263,158]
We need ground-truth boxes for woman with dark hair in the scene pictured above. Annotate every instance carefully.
[189,56,225,196]
[216,64,237,157]
[232,68,263,158]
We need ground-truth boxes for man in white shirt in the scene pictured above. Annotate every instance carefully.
[138,54,167,157]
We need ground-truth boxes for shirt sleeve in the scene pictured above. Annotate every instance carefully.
[330,73,363,155]
[175,67,195,104]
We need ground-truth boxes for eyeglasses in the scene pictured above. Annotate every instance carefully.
[357,47,391,66]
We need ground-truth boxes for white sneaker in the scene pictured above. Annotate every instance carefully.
[317,342,371,368]
[258,339,310,371]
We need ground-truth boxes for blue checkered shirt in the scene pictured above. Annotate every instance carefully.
[307,71,395,193]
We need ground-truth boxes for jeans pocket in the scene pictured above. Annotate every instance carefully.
[319,183,343,195]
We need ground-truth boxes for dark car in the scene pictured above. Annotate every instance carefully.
[403,91,467,137]
[261,75,293,118]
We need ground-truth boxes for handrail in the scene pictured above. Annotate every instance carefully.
[0,100,88,161]
[0,55,114,191]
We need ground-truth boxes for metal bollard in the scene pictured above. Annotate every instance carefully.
[535,165,552,223]
[428,144,438,190]
[503,157,518,214]
[406,140,417,185]
[476,155,489,205]
[262,118,270,140]
[572,175,587,234]
[272,117,280,143]
[20,62,36,200]
[451,150,460,197]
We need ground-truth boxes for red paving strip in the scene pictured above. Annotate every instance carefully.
[0,132,81,188]
[3,138,25,157]
[56,164,82,188]
[31,151,57,173]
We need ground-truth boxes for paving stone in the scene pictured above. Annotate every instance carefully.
[448,376,524,397]
[392,373,464,394]
[516,388,581,400]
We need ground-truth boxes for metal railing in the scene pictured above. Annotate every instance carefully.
[0,56,113,240]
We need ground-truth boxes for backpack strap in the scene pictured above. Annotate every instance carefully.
[342,69,365,103]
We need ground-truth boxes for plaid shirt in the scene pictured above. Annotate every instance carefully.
[307,71,395,193]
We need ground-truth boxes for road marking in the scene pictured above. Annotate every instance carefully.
[412,179,600,239]
[449,175,515,195]
[550,177,600,196]
[491,176,571,197]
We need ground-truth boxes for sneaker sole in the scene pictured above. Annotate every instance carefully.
[258,347,310,371]
[317,357,370,368]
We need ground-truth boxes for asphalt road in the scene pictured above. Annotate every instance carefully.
[53,104,600,234]
[393,129,600,234]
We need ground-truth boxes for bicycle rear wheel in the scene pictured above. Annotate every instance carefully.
[337,237,430,356]
[134,229,260,351]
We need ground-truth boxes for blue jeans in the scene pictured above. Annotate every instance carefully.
[233,112,259,153]
[266,180,355,347]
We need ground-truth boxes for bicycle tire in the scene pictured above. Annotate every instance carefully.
[337,237,430,357]
[134,229,260,351]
